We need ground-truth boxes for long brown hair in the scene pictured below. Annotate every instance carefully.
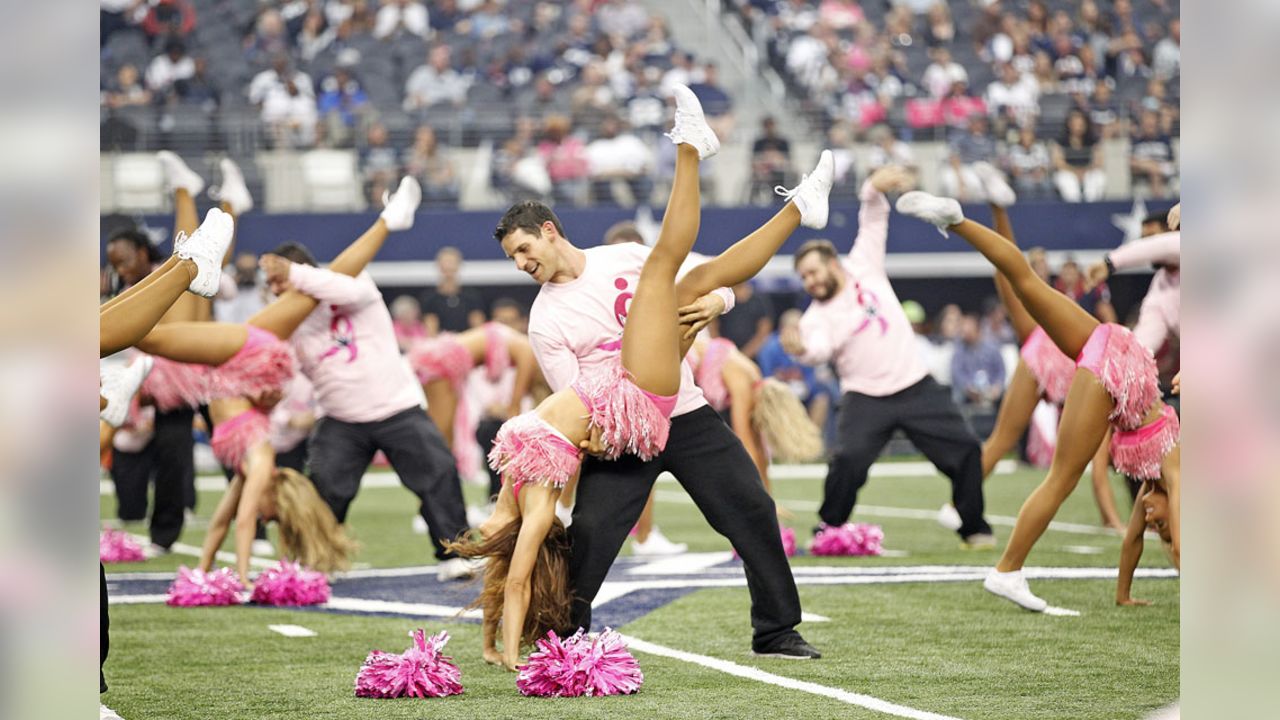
[273,468,359,572]
[446,518,573,649]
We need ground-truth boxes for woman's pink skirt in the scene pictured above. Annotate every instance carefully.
[1110,404,1179,480]
[407,336,473,387]
[1075,322,1159,431]
[692,338,734,412]
[209,325,296,400]
[141,356,212,411]
[488,412,583,499]
[571,360,675,461]
[1020,327,1074,405]
[211,408,270,471]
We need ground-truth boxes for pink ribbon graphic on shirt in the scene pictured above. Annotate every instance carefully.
[853,286,889,337]
[596,276,632,352]
[319,310,358,363]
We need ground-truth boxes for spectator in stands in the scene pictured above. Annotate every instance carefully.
[1055,257,1116,322]
[490,297,527,334]
[491,119,551,202]
[214,251,267,324]
[924,2,956,48]
[537,114,589,205]
[374,0,429,40]
[317,62,369,147]
[248,54,314,110]
[1088,80,1123,139]
[585,114,654,206]
[940,80,988,130]
[516,73,563,122]
[866,124,915,170]
[179,56,221,109]
[296,9,334,64]
[923,47,968,99]
[244,7,291,69]
[819,0,864,30]
[1153,18,1180,80]
[1003,124,1054,200]
[689,62,734,142]
[627,68,667,139]
[420,246,485,335]
[932,303,962,345]
[403,125,459,207]
[404,44,471,111]
[749,116,792,204]
[950,314,1005,422]
[430,0,462,33]
[1031,51,1060,95]
[145,38,195,101]
[596,0,649,38]
[1027,246,1051,283]
[360,122,400,208]
[1051,109,1105,202]
[570,61,617,134]
[826,121,859,202]
[719,282,774,361]
[103,64,153,109]
[985,62,1040,133]
[981,296,1016,346]
[390,295,427,352]
[1106,30,1150,83]
[1129,111,1176,199]
[141,0,196,40]
[101,0,144,47]
[941,114,999,201]
[261,76,318,149]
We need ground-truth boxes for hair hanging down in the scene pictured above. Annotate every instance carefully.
[751,379,824,463]
[446,518,573,649]
[273,468,359,572]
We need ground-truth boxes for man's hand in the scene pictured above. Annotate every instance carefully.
[868,165,916,194]
[780,325,806,356]
[1171,371,1180,395]
[579,424,607,457]
[1167,202,1180,231]
[259,254,293,294]
[1086,260,1110,289]
[678,292,726,340]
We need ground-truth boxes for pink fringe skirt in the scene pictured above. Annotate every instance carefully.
[488,412,582,499]
[211,408,270,471]
[1075,322,1159,431]
[692,337,734,412]
[141,356,212,411]
[482,322,511,382]
[407,336,473,387]
[1110,404,1179,480]
[1020,327,1074,405]
[571,360,676,461]
[209,325,296,400]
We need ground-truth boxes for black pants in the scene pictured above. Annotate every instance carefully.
[476,417,504,499]
[111,407,192,548]
[275,441,308,474]
[569,405,802,649]
[308,406,468,560]
[822,377,992,538]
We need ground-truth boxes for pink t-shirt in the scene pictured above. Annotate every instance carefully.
[1108,231,1180,353]
[269,373,319,452]
[528,243,734,418]
[796,180,928,397]
[288,265,423,423]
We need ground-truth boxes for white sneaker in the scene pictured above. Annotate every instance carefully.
[436,557,483,582]
[983,568,1048,612]
[100,356,154,428]
[465,503,494,529]
[775,149,834,229]
[156,150,205,196]
[101,703,126,720]
[896,191,964,235]
[209,158,254,215]
[411,514,429,535]
[632,527,688,557]
[555,501,574,529]
[174,207,235,297]
[251,539,274,557]
[973,162,1016,207]
[144,543,171,559]
[380,176,422,231]
[936,502,962,532]
[665,83,720,160]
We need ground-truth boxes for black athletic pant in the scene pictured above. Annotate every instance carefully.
[821,377,992,538]
[308,406,468,560]
[476,417,504,499]
[111,407,191,548]
[568,405,802,649]
[275,441,308,474]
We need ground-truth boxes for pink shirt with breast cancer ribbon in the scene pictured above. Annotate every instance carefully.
[1108,231,1180,353]
[287,265,423,423]
[528,243,736,418]
[796,179,928,397]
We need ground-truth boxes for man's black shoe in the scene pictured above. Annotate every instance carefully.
[752,635,822,659]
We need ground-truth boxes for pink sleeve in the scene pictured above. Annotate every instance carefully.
[1131,302,1168,354]
[1108,231,1180,270]
[796,309,836,365]
[528,328,580,393]
[288,265,381,308]
[847,179,891,272]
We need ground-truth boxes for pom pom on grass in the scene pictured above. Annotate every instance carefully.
[165,566,245,606]
[355,630,463,699]
[100,530,146,564]
[516,628,643,697]
[809,523,884,557]
[249,560,330,606]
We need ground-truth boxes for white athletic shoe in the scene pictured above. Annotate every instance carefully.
[251,539,275,557]
[632,527,688,557]
[209,158,254,215]
[936,502,962,532]
[465,503,495,529]
[100,703,126,720]
[973,162,1017,207]
[412,514,429,535]
[100,356,154,428]
[665,83,720,160]
[555,501,574,529]
[436,557,483,582]
[775,149,834,229]
[174,207,235,298]
[156,150,205,196]
[896,191,964,235]
[380,176,422,231]
[983,568,1048,612]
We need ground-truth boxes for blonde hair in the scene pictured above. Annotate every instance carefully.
[273,468,359,572]
[751,379,824,463]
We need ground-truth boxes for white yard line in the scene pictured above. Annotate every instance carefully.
[268,624,317,637]
[621,634,965,720]
[800,612,830,623]
[625,551,736,575]
[322,596,483,620]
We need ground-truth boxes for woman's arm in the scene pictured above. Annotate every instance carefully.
[233,443,277,584]
[502,487,558,671]
[1116,486,1150,606]
[199,475,244,572]
[1163,448,1181,570]
[1050,143,1068,172]
[506,336,538,418]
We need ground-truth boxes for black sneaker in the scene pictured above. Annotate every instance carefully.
[752,634,822,660]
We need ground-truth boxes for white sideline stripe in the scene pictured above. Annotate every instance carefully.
[626,551,735,575]
[323,596,483,620]
[1043,606,1082,617]
[108,594,170,605]
[801,612,830,623]
[123,533,276,569]
[268,624,317,638]
[621,634,964,720]
[1064,545,1105,555]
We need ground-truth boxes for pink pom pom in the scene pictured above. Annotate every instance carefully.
[165,566,245,606]
[516,628,643,697]
[249,560,330,606]
[99,530,146,564]
[141,356,212,411]
[406,336,473,387]
[208,326,295,400]
[734,526,797,559]
[1020,327,1074,405]
[809,523,884,556]
[571,360,671,461]
[355,629,464,699]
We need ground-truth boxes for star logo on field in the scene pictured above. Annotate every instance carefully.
[1111,197,1147,244]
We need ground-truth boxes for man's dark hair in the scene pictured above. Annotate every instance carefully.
[107,229,163,262]
[491,297,523,315]
[1142,212,1170,232]
[603,221,644,246]
[794,239,838,267]
[493,201,566,243]
[271,241,318,267]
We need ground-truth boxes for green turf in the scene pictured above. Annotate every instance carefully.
[100,463,1178,718]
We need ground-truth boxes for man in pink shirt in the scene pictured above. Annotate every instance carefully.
[260,184,473,581]
[782,166,995,546]
[1087,214,1180,357]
